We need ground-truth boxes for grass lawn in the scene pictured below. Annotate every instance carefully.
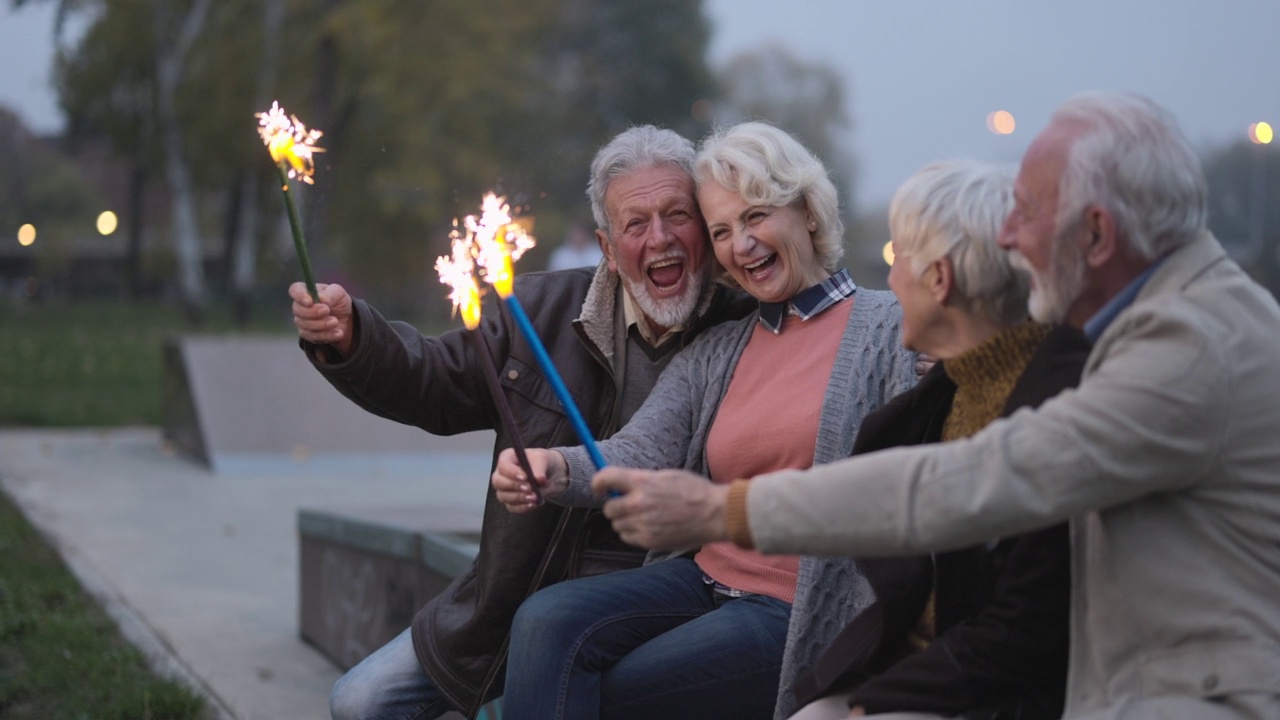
[0,299,292,427]
[0,488,209,719]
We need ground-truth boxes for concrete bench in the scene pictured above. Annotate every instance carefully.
[298,505,504,719]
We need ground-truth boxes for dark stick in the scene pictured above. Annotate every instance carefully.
[275,163,318,301]
[469,329,543,504]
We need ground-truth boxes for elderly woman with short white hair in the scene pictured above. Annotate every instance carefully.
[788,159,1090,720]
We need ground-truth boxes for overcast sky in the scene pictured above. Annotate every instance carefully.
[4,1,1279,210]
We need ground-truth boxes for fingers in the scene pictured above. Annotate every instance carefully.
[592,466,639,498]
[291,282,351,345]
[492,448,540,513]
[597,470,730,551]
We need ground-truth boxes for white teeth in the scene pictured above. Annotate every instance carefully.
[744,254,774,272]
[648,257,681,270]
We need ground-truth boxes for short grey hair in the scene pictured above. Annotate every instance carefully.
[1052,91,1207,260]
[587,125,696,236]
[693,121,844,272]
[890,159,1027,326]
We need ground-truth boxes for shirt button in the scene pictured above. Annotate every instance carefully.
[507,370,519,380]
[1202,674,1219,692]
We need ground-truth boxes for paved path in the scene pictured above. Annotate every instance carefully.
[0,427,492,720]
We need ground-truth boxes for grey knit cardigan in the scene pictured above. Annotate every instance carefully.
[555,288,918,719]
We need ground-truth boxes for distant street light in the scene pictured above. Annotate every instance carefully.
[1249,121,1274,145]
[17,224,36,246]
[986,110,1016,135]
[882,241,895,266]
[97,211,119,236]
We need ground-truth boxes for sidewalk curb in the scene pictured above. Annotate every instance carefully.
[7,484,238,720]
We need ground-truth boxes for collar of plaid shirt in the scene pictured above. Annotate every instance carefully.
[757,267,858,334]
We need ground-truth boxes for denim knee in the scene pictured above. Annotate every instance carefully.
[329,667,371,720]
[510,582,578,652]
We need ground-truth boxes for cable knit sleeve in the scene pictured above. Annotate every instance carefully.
[553,315,757,507]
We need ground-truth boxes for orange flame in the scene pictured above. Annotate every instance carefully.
[435,228,483,330]
[255,101,325,185]
[471,193,536,299]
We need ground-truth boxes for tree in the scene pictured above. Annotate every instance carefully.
[24,0,723,315]
[152,0,215,318]
[45,0,158,299]
[523,0,718,211]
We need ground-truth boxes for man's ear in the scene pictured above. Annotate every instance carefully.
[1082,206,1118,268]
[596,229,618,272]
[929,257,955,305]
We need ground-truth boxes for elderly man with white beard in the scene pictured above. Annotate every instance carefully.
[594,92,1280,720]
[291,125,754,720]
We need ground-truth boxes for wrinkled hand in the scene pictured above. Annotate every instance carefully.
[291,282,355,357]
[849,705,866,717]
[492,448,567,512]
[594,467,730,550]
[915,352,938,378]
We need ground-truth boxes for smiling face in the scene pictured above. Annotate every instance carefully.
[599,164,710,334]
[698,182,829,303]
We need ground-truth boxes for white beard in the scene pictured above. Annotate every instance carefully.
[1011,237,1087,325]
[621,262,707,331]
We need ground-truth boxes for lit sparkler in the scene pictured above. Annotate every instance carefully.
[256,100,324,300]
[468,194,608,470]
[436,213,542,503]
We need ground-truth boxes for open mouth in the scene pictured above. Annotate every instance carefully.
[647,258,686,290]
[743,254,778,279]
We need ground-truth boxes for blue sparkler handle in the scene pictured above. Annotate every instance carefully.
[505,295,609,471]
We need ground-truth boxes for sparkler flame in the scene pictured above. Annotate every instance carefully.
[470,193,536,299]
[435,193,536,326]
[435,229,483,330]
[255,101,325,185]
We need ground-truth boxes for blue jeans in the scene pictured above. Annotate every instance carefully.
[503,557,792,720]
[329,627,454,720]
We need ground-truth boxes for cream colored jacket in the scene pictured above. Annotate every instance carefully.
[750,232,1280,719]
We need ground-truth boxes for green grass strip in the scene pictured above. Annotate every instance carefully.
[0,489,208,719]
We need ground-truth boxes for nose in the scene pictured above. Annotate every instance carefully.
[645,215,674,250]
[731,228,755,257]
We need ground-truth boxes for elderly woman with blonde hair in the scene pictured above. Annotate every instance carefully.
[490,121,917,720]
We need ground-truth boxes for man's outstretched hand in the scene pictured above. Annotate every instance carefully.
[291,282,355,358]
[594,467,731,550]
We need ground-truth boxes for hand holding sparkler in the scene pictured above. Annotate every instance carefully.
[289,281,356,358]
[492,447,570,511]
[436,215,543,505]
[257,101,325,301]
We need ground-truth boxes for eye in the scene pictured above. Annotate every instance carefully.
[747,209,769,224]
[710,227,730,243]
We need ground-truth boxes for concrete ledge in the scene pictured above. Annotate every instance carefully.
[297,505,483,671]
